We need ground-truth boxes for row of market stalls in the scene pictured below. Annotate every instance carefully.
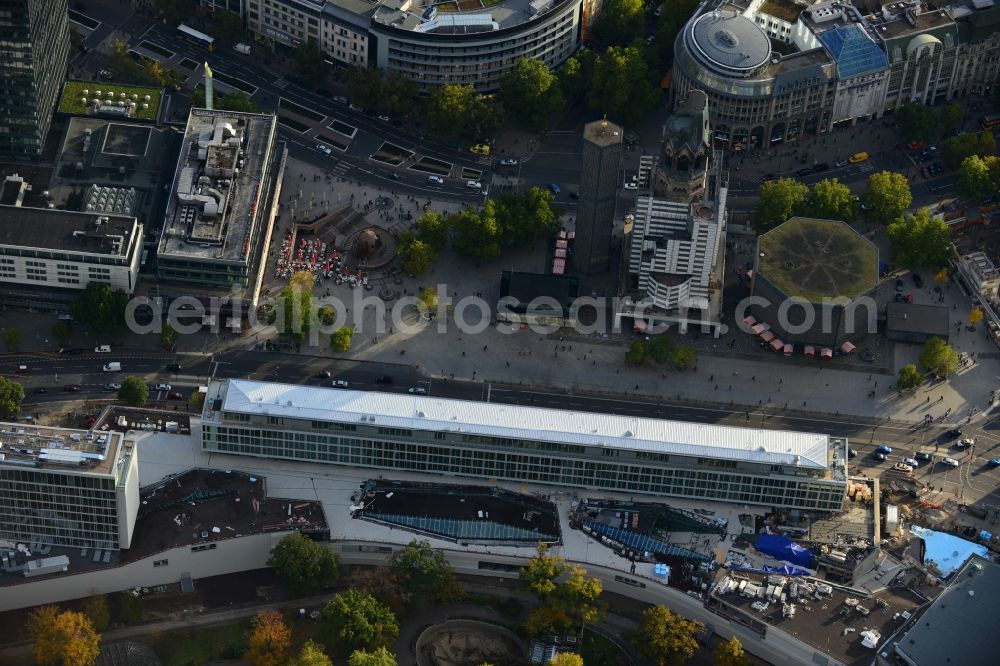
[551,230,575,275]
[742,315,858,358]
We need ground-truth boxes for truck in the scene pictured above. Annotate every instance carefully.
[234,43,251,55]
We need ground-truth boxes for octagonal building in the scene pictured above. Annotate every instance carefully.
[750,218,878,347]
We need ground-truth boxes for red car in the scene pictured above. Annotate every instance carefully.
[63,385,81,392]
[13,364,28,374]
[167,391,184,400]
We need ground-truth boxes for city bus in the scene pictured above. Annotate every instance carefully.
[981,114,1000,129]
[176,24,214,51]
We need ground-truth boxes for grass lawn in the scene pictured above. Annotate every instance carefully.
[150,620,251,666]
[60,80,162,120]
[581,627,632,666]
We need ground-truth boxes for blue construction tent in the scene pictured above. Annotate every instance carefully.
[754,534,814,568]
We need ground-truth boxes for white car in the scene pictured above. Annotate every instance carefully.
[893,462,913,472]
[941,457,960,468]
[901,457,920,468]
[624,182,639,190]
[332,380,349,388]
[94,345,111,353]
[315,143,333,156]
[955,437,975,449]
[408,387,427,394]
[104,383,121,391]
[500,158,518,166]
[377,115,390,122]
[427,175,444,185]
[466,180,482,190]
[154,383,171,391]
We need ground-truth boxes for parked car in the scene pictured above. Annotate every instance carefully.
[894,292,904,303]
[104,383,121,391]
[167,391,184,400]
[154,383,171,391]
[902,457,920,468]
[466,180,482,190]
[408,387,427,394]
[893,462,913,472]
[954,437,975,449]
[500,159,518,166]
[941,457,960,468]
[895,279,904,292]
[316,370,332,379]
[834,159,848,167]
[469,143,491,155]
[912,273,924,288]
[988,458,1000,468]
[796,167,813,177]
[915,452,933,462]
[904,294,913,303]
[377,115,390,122]
[848,448,857,458]
[60,347,86,355]
[334,96,348,104]
[13,364,28,374]
[332,380,349,388]
[548,182,561,195]
[876,445,893,454]
[94,345,111,353]
[315,143,333,156]
[945,428,963,439]
[624,181,639,190]
[165,363,182,372]
[874,452,888,461]
[813,162,830,172]
[63,385,81,392]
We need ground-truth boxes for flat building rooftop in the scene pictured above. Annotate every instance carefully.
[0,423,124,477]
[0,205,139,258]
[159,108,278,264]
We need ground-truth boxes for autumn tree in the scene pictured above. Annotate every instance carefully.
[634,605,703,666]
[28,606,101,666]
[865,171,912,225]
[520,545,603,636]
[348,647,398,666]
[898,364,925,391]
[934,267,950,284]
[919,337,960,379]
[267,532,340,596]
[244,610,291,666]
[968,307,984,326]
[754,178,808,232]
[321,589,399,652]
[548,654,584,666]
[715,636,750,666]
[289,640,333,666]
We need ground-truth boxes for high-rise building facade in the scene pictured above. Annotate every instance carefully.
[0,0,70,157]
[574,119,622,275]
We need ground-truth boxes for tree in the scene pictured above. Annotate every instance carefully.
[348,647,398,666]
[345,66,382,112]
[387,540,462,610]
[755,178,808,232]
[118,376,149,408]
[278,271,315,340]
[897,103,937,142]
[588,45,660,126]
[559,564,603,626]
[806,178,857,221]
[294,40,328,82]
[28,606,101,666]
[939,103,965,135]
[244,610,291,666]
[188,389,206,411]
[330,327,353,353]
[525,604,574,637]
[635,605,703,666]
[160,323,177,350]
[418,288,439,317]
[290,641,333,666]
[426,84,501,141]
[520,545,602,636]
[521,544,568,600]
[919,337,960,379]
[886,208,953,270]
[715,636,750,666]
[318,305,337,326]
[380,73,420,119]
[321,589,399,651]
[654,0,700,70]
[210,10,244,43]
[648,336,673,363]
[116,591,143,624]
[416,211,450,250]
[934,267,950,284]
[548,654,584,666]
[3,327,21,351]
[593,0,646,46]
[70,282,130,334]
[941,131,996,169]
[53,321,74,345]
[82,596,110,632]
[557,50,596,103]
[499,57,565,130]
[865,171,912,225]
[398,234,436,275]
[671,345,697,371]
[495,188,563,247]
[626,340,648,365]
[969,307,984,326]
[0,376,24,419]
[958,154,999,199]
[268,532,339,595]
[897,364,924,391]
[452,204,501,262]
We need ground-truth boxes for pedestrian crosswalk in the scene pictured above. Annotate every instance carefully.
[274,78,289,90]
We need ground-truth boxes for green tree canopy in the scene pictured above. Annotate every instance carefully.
[452,204,502,262]
[345,65,382,112]
[626,340,649,365]
[755,178,808,232]
[160,323,177,349]
[593,0,647,47]
[648,336,673,363]
[897,103,937,142]
[897,364,925,391]
[941,131,996,169]
[53,321,74,345]
[499,57,565,130]
[865,171,912,225]
[426,84,501,141]
[635,605,703,666]
[416,210,450,250]
[654,0,701,70]
[939,103,964,135]
[267,532,340,596]
[294,40,328,82]
[321,589,399,652]
[886,207,954,270]
[278,271,316,340]
[330,326,353,353]
[70,282,130,334]
[919,337,959,379]
[387,539,462,610]
[0,376,25,420]
[118,376,148,408]
[588,45,660,126]
[671,345,697,371]
[348,647,397,666]
[289,640,332,666]
[3,327,21,351]
[958,154,1000,199]
[82,596,110,632]
[495,187,563,246]
[398,233,437,276]
[557,50,596,103]
[806,178,857,221]
[520,545,603,635]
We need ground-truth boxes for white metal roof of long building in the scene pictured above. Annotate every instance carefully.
[216,380,829,469]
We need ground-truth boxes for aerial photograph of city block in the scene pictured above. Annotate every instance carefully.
[1,0,1000,664]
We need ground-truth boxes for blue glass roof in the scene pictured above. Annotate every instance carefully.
[366,512,559,542]
[584,521,712,562]
[818,26,888,79]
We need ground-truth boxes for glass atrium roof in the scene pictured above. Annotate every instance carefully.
[818,26,888,79]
